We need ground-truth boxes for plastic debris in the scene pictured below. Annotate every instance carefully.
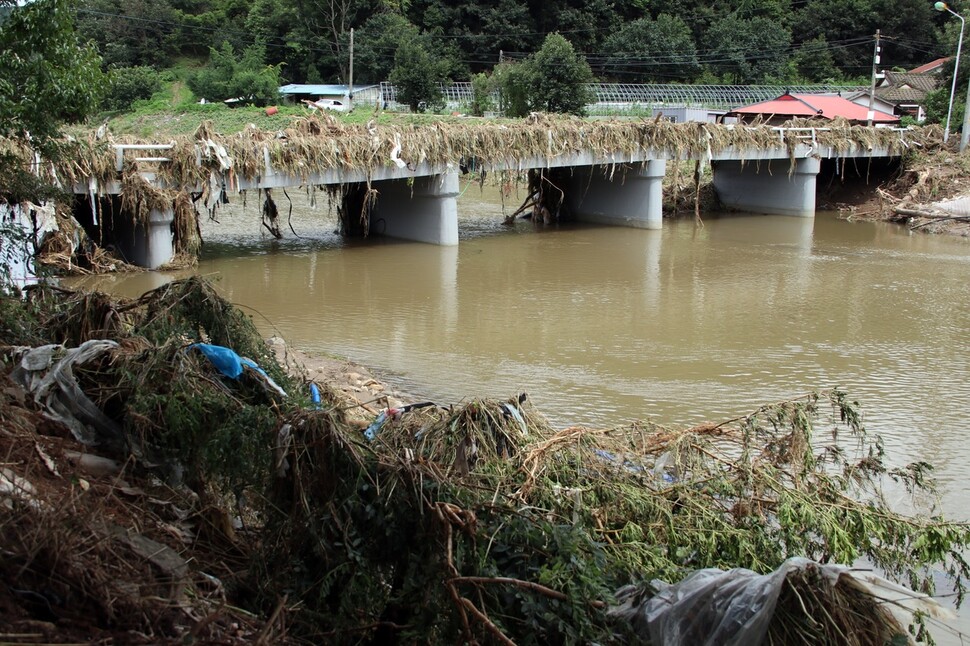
[239,357,287,398]
[364,409,392,441]
[309,382,321,410]
[191,343,245,379]
[593,448,646,475]
[609,557,956,646]
[190,343,287,398]
[364,401,436,441]
[501,402,528,436]
[275,424,293,477]
[11,340,123,448]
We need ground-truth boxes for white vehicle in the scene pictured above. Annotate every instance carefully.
[305,98,350,112]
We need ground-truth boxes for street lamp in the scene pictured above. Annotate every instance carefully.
[936,1,965,144]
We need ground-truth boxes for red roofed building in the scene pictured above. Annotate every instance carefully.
[909,57,949,74]
[724,91,900,126]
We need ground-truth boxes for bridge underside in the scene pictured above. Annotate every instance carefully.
[73,195,175,270]
[363,174,461,246]
[84,150,900,268]
[332,161,667,248]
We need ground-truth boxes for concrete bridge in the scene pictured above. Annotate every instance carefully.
[86,123,913,268]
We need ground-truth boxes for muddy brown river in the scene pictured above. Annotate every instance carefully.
[67,183,970,640]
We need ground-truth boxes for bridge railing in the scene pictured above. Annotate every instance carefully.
[728,125,913,149]
[113,143,175,171]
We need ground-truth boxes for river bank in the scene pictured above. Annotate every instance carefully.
[4,125,969,644]
[825,148,970,237]
[2,277,968,644]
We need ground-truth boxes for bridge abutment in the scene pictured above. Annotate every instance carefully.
[371,172,460,245]
[564,160,665,230]
[711,157,820,217]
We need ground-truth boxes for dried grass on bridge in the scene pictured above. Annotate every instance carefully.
[2,114,942,192]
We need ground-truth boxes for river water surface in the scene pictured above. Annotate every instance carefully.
[68,184,970,638]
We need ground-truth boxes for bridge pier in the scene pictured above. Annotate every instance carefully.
[564,160,665,229]
[113,206,175,269]
[371,172,459,245]
[711,157,820,217]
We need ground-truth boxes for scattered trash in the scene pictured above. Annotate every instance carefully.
[363,401,436,441]
[1,467,40,508]
[500,393,529,437]
[191,343,247,378]
[275,423,292,477]
[64,450,123,478]
[10,340,123,447]
[363,408,393,441]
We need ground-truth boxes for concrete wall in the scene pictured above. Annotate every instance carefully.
[112,206,175,269]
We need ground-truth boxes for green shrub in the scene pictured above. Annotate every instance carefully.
[101,66,163,113]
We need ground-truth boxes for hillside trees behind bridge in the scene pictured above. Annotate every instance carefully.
[72,0,959,115]
[75,0,950,83]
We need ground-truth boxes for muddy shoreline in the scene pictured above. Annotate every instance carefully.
[267,336,428,426]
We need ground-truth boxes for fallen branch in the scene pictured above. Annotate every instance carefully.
[907,215,970,230]
[253,594,288,645]
[895,207,948,219]
[458,596,516,646]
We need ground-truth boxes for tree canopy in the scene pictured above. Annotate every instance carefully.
[489,34,594,117]
[187,41,282,104]
[601,14,700,83]
[72,0,953,89]
[528,33,595,115]
[388,37,447,112]
[1,0,104,146]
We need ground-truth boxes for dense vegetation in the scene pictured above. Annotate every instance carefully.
[74,0,952,88]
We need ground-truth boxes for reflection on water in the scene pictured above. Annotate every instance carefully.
[69,190,970,515]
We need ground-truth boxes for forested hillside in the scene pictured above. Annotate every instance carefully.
[76,0,950,88]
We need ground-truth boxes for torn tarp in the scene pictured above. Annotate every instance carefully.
[609,557,955,646]
[190,343,286,398]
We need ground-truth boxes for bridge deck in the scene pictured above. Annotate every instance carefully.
[95,122,918,194]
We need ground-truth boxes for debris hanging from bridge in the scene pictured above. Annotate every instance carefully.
[0,277,966,644]
[105,115,945,184]
[2,113,944,204]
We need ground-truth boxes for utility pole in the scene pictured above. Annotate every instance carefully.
[867,30,881,127]
[961,56,970,151]
[348,28,354,110]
